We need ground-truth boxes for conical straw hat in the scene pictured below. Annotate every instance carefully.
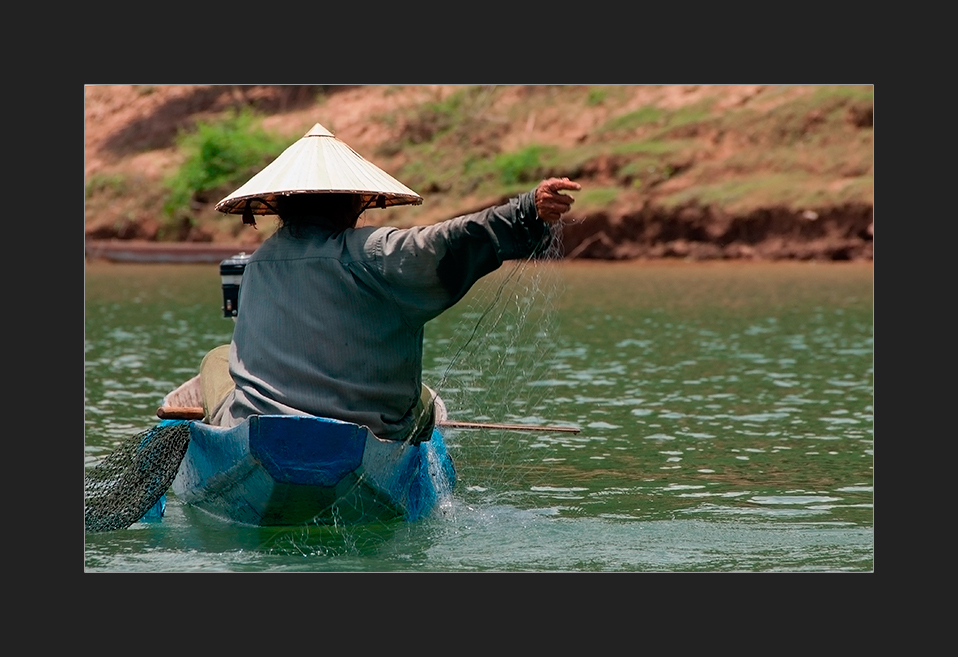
[215,123,422,215]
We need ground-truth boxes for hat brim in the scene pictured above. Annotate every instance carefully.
[217,189,422,216]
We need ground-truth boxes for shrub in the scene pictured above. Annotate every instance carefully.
[587,88,609,106]
[163,109,288,218]
[495,145,551,185]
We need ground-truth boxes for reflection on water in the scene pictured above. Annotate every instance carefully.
[85,260,873,572]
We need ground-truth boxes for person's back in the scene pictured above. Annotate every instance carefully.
[203,123,580,443]
[221,220,438,440]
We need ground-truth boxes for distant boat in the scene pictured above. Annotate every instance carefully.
[85,240,260,264]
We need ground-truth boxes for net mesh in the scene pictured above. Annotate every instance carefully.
[422,219,572,503]
[84,422,191,532]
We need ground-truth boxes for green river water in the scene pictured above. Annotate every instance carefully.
[84,259,873,572]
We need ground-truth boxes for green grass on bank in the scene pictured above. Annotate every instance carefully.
[86,85,873,237]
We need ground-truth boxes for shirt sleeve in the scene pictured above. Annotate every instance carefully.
[365,189,549,323]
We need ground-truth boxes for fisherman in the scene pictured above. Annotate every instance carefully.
[200,123,580,444]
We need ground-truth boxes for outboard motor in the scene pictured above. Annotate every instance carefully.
[220,252,251,318]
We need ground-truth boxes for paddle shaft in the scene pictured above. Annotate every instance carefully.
[156,406,580,434]
[157,406,206,420]
[437,420,580,434]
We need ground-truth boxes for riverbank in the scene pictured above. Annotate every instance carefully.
[85,238,876,265]
[84,85,873,262]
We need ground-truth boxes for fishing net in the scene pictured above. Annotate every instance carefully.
[84,422,191,532]
[277,218,571,537]
[424,219,575,503]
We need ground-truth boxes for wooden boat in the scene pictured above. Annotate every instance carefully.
[146,377,456,526]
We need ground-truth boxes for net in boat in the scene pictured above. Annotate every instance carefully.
[84,422,191,532]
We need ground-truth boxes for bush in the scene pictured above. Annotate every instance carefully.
[163,109,288,218]
[587,88,609,106]
[495,145,550,185]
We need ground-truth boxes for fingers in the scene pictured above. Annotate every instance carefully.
[545,177,582,193]
[535,177,580,221]
[537,197,574,214]
[538,177,581,200]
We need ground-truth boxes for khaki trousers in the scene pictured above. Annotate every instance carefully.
[199,344,233,422]
[198,344,436,443]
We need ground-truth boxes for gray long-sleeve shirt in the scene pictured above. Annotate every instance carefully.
[215,189,550,440]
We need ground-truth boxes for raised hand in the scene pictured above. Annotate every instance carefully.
[535,177,582,222]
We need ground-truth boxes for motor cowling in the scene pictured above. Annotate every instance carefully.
[220,252,251,318]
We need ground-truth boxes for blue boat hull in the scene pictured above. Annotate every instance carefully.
[166,414,455,526]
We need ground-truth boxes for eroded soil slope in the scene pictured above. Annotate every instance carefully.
[84,85,873,261]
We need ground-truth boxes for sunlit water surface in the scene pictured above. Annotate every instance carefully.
[84,259,873,572]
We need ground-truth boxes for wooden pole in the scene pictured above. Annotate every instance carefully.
[438,420,580,434]
[156,406,580,434]
[156,406,205,420]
